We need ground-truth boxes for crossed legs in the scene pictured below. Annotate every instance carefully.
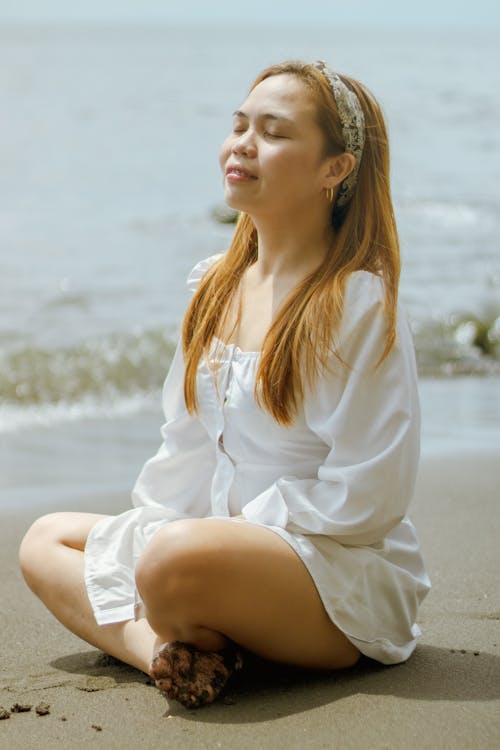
[19,512,360,704]
[19,512,163,672]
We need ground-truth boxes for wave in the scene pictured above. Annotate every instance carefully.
[0,391,161,433]
[1,315,499,433]
[414,312,500,376]
[0,328,176,432]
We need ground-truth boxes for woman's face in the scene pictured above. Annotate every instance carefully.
[219,74,331,218]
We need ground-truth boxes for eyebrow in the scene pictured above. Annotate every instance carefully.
[232,110,294,125]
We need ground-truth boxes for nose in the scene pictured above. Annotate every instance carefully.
[232,130,257,158]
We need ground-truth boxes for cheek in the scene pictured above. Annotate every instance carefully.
[268,149,315,182]
[219,137,233,171]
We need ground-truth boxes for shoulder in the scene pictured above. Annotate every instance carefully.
[338,270,386,341]
[186,254,225,292]
[343,270,385,311]
[336,270,416,376]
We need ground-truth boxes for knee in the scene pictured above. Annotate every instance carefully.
[18,513,64,590]
[135,520,209,616]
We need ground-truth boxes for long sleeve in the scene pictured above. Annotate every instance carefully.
[240,272,420,545]
[131,340,215,516]
[131,255,223,516]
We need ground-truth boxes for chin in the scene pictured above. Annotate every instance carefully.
[224,191,251,213]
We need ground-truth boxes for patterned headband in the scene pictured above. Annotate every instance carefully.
[312,60,365,207]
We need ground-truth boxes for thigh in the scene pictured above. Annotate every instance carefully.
[22,511,110,552]
[19,511,111,590]
[139,518,360,669]
[19,511,160,673]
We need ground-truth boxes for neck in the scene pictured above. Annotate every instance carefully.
[250,203,335,279]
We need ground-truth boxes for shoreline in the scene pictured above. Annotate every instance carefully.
[1,375,500,515]
[1,451,499,748]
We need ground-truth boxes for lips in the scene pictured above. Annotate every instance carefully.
[225,164,257,180]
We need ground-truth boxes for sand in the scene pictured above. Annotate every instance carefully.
[1,451,499,749]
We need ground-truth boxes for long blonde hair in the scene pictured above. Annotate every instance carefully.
[182,61,400,425]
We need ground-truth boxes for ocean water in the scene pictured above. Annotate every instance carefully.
[0,23,499,508]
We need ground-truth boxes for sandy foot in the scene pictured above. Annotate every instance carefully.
[150,640,243,709]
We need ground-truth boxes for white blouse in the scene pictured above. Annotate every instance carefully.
[84,255,430,664]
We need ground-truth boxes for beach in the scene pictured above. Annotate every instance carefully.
[1,19,500,748]
[1,448,499,749]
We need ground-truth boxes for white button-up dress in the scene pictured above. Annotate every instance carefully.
[84,255,430,665]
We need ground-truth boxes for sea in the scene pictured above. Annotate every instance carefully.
[0,23,499,510]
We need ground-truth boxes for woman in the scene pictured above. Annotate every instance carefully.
[19,60,430,709]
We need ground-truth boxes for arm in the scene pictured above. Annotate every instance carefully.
[241,273,420,545]
[131,256,223,516]
[131,341,215,516]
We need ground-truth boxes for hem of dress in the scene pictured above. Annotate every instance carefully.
[344,630,420,664]
[84,555,137,626]
[83,519,137,627]
[245,521,422,665]
[91,604,136,626]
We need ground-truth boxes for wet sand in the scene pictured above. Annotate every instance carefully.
[1,452,499,749]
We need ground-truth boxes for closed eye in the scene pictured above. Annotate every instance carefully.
[264,131,287,139]
[231,123,288,138]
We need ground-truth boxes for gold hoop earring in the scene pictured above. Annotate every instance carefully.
[324,186,335,203]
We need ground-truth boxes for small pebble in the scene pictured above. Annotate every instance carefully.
[11,703,32,713]
[460,649,467,654]
[0,709,10,720]
[35,702,51,716]
[473,651,480,656]
[60,717,67,722]
[91,724,103,732]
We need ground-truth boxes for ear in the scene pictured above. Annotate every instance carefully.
[323,152,356,188]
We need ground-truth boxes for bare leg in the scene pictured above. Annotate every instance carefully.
[136,518,360,706]
[20,513,360,708]
[19,512,166,673]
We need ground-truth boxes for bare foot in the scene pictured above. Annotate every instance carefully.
[150,641,243,709]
